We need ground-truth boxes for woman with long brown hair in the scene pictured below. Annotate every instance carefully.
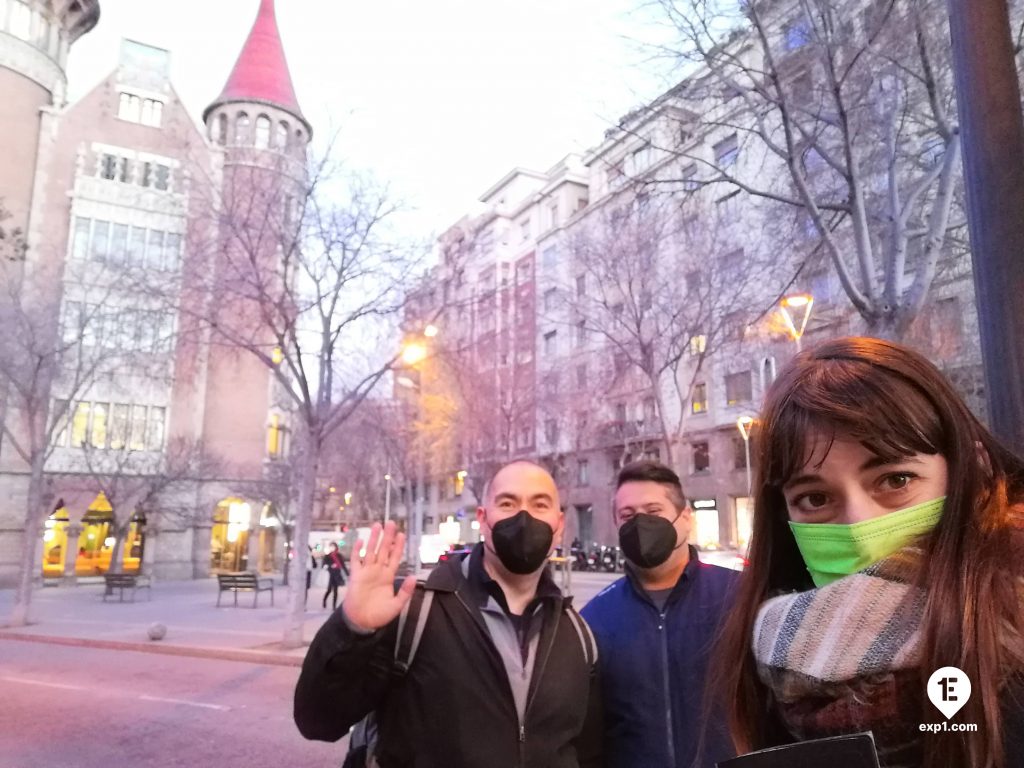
[716,337,1024,767]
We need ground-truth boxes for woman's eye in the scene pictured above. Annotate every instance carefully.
[794,492,829,511]
[881,472,915,491]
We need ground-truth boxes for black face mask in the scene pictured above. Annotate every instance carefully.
[489,510,554,575]
[619,513,681,569]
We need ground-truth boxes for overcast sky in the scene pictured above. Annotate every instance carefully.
[67,0,675,239]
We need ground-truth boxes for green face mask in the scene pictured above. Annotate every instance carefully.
[788,496,945,588]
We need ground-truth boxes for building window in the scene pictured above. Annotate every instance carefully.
[631,143,654,174]
[255,115,271,149]
[714,133,739,168]
[90,403,108,449]
[129,405,148,451]
[613,351,628,376]
[576,363,587,389]
[153,164,170,191]
[216,113,228,145]
[734,436,749,470]
[543,288,557,313]
[140,99,163,128]
[91,221,110,261]
[576,274,586,297]
[689,334,707,355]
[725,370,753,406]
[109,404,130,450]
[164,233,182,271]
[643,397,657,426]
[544,330,557,356]
[118,93,141,122]
[99,154,118,180]
[69,402,90,448]
[549,202,560,229]
[268,415,284,456]
[144,406,165,451]
[541,246,558,272]
[577,459,590,487]
[784,16,813,51]
[235,112,250,144]
[692,382,708,414]
[72,217,91,260]
[692,441,711,474]
[111,224,129,264]
[520,219,530,242]
[51,399,70,447]
[681,164,699,192]
[129,226,146,265]
[147,230,165,269]
[9,1,32,41]
[575,320,586,348]
[544,419,558,446]
[277,121,290,150]
[685,270,702,294]
[118,157,133,183]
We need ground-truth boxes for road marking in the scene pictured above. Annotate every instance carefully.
[1,676,86,692]
[139,695,230,711]
[1,676,229,711]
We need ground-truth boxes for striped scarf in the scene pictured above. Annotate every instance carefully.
[752,547,927,768]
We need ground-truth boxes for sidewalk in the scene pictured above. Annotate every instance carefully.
[0,576,338,667]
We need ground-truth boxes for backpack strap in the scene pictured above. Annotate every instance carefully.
[393,581,433,674]
[565,606,598,668]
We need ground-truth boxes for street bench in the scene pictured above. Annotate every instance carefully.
[216,572,275,607]
[102,573,152,602]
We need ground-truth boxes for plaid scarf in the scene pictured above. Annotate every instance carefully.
[752,547,928,768]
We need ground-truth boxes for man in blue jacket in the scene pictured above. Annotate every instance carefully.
[581,460,738,768]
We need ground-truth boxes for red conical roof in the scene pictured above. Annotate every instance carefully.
[203,0,309,133]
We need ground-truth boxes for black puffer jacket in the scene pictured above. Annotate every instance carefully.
[294,550,603,768]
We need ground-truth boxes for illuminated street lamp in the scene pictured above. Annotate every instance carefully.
[424,324,439,338]
[401,342,428,366]
[736,416,755,498]
[778,294,814,353]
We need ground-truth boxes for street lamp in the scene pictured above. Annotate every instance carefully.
[401,342,428,366]
[384,466,393,525]
[778,294,814,353]
[736,416,755,498]
[396,327,441,573]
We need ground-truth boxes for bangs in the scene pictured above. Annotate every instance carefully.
[762,358,945,486]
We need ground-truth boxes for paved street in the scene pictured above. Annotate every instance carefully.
[0,639,341,768]
[0,570,623,767]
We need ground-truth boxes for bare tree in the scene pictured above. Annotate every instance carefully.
[183,153,429,647]
[0,202,129,626]
[642,0,965,338]
[74,437,211,575]
[563,189,785,468]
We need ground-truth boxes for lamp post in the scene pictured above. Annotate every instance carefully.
[736,416,754,498]
[778,294,814,353]
[397,326,440,574]
[384,461,393,525]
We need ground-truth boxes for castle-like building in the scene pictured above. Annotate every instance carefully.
[0,0,312,585]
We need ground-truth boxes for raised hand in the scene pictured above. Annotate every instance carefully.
[341,521,416,631]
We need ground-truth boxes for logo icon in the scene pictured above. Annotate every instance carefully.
[927,666,971,720]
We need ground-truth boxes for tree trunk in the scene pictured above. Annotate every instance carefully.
[281,525,293,587]
[9,454,47,626]
[282,426,320,648]
[106,524,127,575]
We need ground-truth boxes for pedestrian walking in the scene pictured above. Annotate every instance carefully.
[581,460,738,768]
[322,542,347,611]
[715,337,1024,768]
[294,460,602,767]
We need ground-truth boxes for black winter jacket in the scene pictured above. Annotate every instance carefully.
[294,551,603,768]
